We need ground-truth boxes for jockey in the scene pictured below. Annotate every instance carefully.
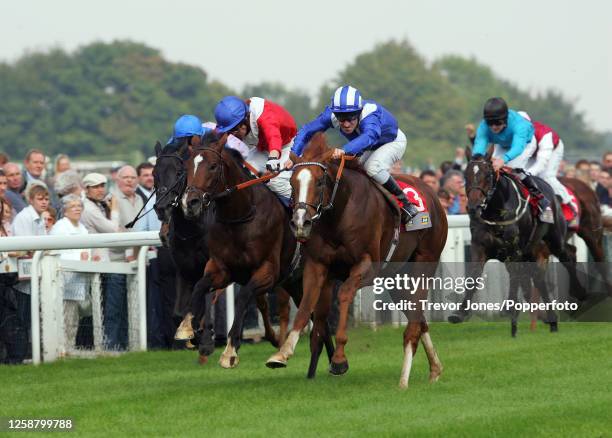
[287,85,419,223]
[214,96,297,202]
[166,114,206,151]
[473,97,553,223]
[517,111,577,220]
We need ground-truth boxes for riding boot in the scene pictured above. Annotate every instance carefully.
[521,174,553,223]
[382,176,419,224]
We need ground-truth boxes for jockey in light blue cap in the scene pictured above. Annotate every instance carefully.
[166,114,206,148]
[288,85,419,223]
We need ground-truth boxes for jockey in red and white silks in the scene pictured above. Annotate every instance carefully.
[214,96,297,201]
[517,111,573,207]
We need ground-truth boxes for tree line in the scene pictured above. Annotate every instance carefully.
[0,39,606,166]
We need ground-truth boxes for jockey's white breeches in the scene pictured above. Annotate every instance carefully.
[359,129,407,184]
[246,139,294,199]
[526,138,572,204]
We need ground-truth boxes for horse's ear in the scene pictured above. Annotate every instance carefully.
[155,141,162,157]
[215,133,228,152]
[465,145,472,162]
[290,151,302,164]
[485,144,494,161]
[190,135,201,148]
[321,148,335,163]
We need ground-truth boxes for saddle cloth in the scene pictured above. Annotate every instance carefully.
[375,180,432,232]
[503,171,579,228]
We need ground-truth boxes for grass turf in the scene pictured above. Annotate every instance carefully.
[1,322,611,437]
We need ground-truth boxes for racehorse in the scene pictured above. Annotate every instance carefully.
[266,133,448,389]
[153,140,285,362]
[448,145,586,336]
[181,132,334,376]
[559,176,609,291]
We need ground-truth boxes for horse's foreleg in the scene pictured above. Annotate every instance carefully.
[220,262,275,369]
[267,257,328,369]
[307,278,334,379]
[256,293,279,348]
[330,254,372,376]
[506,264,522,338]
[276,286,291,345]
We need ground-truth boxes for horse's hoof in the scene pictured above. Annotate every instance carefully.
[511,325,517,338]
[399,378,409,389]
[329,360,349,376]
[429,365,443,383]
[549,322,558,332]
[198,354,208,365]
[174,319,195,341]
[266,353,287,369]
[219,354,239,369]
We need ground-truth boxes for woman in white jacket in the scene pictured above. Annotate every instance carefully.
[50,194,96,351]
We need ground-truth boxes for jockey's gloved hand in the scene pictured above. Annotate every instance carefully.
[266,157,282,172]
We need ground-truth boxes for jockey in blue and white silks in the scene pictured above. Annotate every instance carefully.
[472,97,553,223]
[288,85,419,223]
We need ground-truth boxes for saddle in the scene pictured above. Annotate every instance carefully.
[501,170,579,228]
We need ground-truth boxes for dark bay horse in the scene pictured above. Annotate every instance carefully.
[266,133,447,389]
[181,133,333,374]
[448,145,586,336]
[153,139,285,361]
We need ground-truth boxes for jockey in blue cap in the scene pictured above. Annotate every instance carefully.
[287,85,419,223]
[213,96,297,203]
[166,114,207,150]
[472,97,553,223]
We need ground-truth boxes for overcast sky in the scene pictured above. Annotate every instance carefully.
[2,0,610,131]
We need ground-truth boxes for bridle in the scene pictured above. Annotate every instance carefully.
[184,146,227,208]
[466,160,530,226]
[466,159,499,211]
[292,155,356,222]
[292,162,333,221]
[154,152,188,210]
[184,146,279,224]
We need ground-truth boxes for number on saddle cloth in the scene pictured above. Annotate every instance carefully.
[395,181,431,231]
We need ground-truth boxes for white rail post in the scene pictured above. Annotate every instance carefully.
[137,246,148,351]
[30,251,43,365]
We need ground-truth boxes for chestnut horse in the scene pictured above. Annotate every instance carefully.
[559,176,609,291]
[181,133,333,374]
[266,133,448,389]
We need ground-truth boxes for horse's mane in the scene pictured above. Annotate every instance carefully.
[301,132,368,177]
[302,132,331,161]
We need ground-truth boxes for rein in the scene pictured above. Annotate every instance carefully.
[467,162,530,226]
[185,146,279,223]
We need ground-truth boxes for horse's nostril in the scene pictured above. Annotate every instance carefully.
[188,198,199,208]
[303,219,312,228]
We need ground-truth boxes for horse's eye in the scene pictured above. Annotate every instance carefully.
[210,163,218,171]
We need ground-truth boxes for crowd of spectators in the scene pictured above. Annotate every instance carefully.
[0,149,173,364]
[1,141,611,364]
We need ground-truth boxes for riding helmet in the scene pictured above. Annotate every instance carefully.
[330,85,363,113]
[214,96,249,133]
[483,97,509,123]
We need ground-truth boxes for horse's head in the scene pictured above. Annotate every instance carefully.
[289,133,335,241]
[182,132,228,219]
[465,144,496,215]
[153,141,190,224]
